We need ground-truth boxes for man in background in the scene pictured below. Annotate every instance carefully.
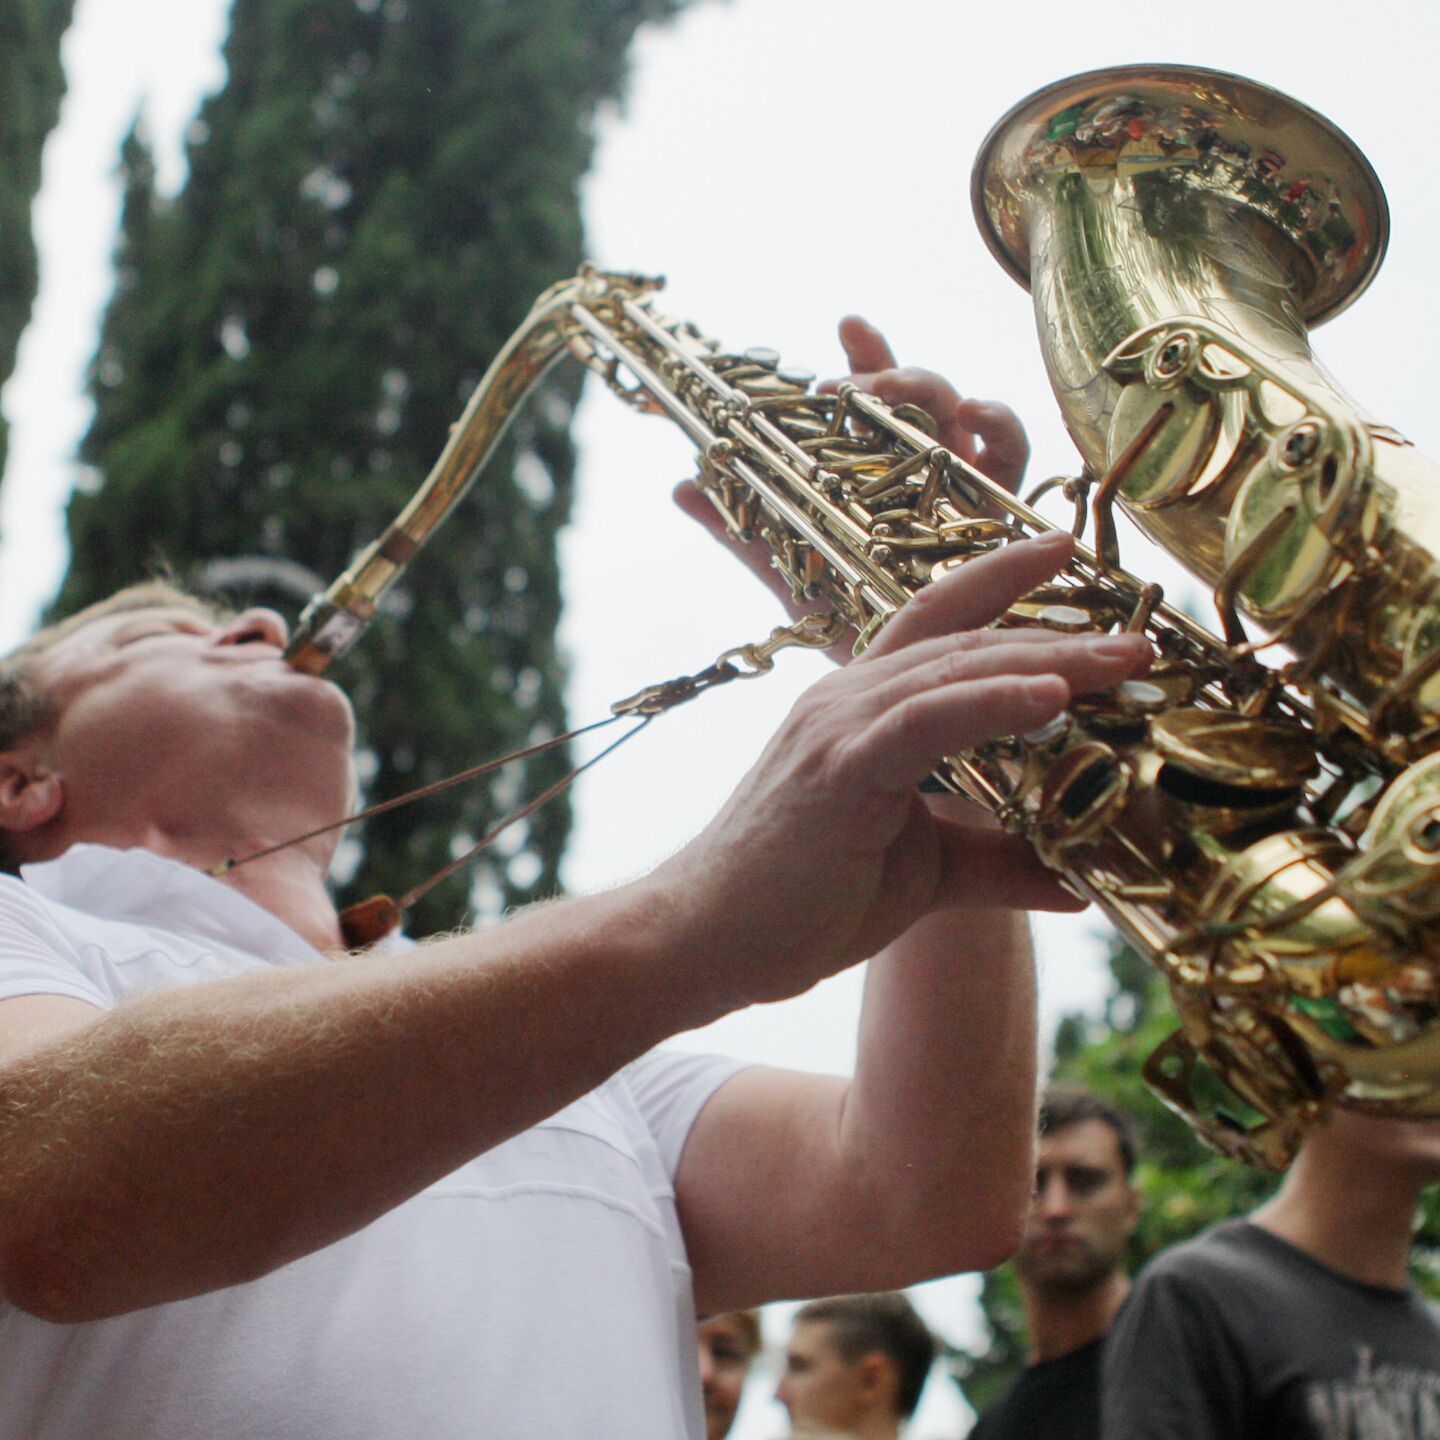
[699,1310,763,1440]
[777,1292,936,1438]
[969,1085,1141,1440]
[1103,1111,1440,1438]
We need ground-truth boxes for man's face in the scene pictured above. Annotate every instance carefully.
[20,603,356,846]
[1014,1118,1140,1295]
[697,1314,753,1440]
[776,1319,876,1435]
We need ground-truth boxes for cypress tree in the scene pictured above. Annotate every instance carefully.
[60,0,692,933]
[0,0,77,490]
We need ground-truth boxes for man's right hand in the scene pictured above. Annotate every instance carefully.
[646,529,1150,1008]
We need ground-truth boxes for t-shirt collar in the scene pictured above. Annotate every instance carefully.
[20,843,329,966]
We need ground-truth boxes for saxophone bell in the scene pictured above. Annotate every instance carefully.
[974,66,1440,1162]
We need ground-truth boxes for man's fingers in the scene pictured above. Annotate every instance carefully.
[957,398,1030,495]
[856,624,1104,680]
[868,369,964,424]
[848,674,1071,784]
[817,323,1030,511]
[673,478,729,542]
[836,314,897,375]
[863,532,1074,658]
[848,673,1071,786]
[672,481,824,620]
[853,632,1151,725]
[846,629,1149,788]
[828,623,1138,703]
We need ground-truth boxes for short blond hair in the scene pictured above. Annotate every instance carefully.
[0,580,228,751]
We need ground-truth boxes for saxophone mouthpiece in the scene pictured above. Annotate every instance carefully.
[285,595,366,675]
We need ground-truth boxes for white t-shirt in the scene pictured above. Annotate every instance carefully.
[0,845,745,1440]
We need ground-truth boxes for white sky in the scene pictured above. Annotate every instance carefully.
[2,1,1437,1434]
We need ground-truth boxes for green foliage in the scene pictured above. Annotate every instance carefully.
[60,0,695,932]
[947,1265,1025,1417]
[0,0,77,487]
[954,929,1440,1415]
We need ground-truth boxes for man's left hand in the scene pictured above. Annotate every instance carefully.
[673,315,1032,633]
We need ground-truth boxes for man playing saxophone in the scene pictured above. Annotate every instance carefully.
[0,330,1150,1440]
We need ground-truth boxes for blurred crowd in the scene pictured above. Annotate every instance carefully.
[696,1084,1440,1440]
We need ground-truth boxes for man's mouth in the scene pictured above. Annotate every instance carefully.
[1032,1235,1080,1253]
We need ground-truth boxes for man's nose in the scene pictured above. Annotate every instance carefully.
[217,608,290,648]
[1034,1174,1074,1218]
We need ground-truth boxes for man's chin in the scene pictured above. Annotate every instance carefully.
[274,672,357,745]
[1017,1251,1109,1294]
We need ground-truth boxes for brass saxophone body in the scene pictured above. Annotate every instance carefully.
[974,67,1440,1164]
[287,67,1440,1169]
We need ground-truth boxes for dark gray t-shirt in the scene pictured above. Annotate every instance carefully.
[1102,1220,1440,1440]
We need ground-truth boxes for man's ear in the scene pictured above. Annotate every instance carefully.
[856,1351,892,1404]
[0,750,63,834]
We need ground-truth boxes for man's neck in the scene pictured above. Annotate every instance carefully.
[1251,1151,1421,1291]
[214,848,347,952]
[1021,1269,1130,1364]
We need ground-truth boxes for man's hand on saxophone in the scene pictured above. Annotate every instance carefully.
[665,529,1151,1311]
[827,315,1030,496]
[674,316,1031,625]
[658,318,1154,1310]
[648,530,1147,1004]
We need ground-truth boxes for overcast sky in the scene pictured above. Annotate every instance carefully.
[2,1,1436,1432]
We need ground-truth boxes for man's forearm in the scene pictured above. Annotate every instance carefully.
[0,880,716,1323]
[841,904,1038,1270]
[676,903,1037,1313]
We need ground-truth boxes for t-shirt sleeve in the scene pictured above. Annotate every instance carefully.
[1102,1258,1252,1440]
[619,1048,749,1178]
[0,877,110,1008]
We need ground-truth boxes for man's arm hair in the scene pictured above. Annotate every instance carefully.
[0,899,1035,1326]
[0,883,706,1322]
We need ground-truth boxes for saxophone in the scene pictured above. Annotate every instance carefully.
[287,66,1440,1170]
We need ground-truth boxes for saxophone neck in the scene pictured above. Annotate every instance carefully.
[285,268,661,674]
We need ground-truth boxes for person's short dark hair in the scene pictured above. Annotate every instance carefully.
[1038,1083,1138,1178]
[727,1308,763,1359]
[794,1292,936,1419]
